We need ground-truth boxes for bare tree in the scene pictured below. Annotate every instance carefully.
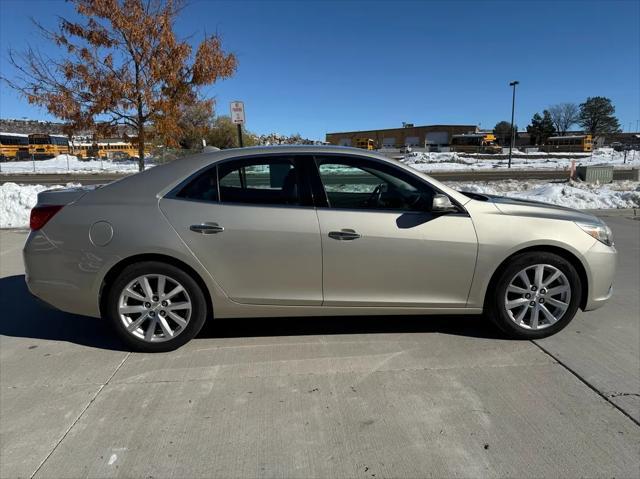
[548,103,579,136]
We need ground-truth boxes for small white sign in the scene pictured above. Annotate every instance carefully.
[230,101,245,125]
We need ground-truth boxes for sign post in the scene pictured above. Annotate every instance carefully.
[230,101,245,148]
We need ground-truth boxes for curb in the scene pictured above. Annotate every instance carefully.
[584,208,638,217]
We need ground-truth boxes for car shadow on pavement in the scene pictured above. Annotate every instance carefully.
[0,274,128,351]
[200,314,503,341]
[0,274,503,351]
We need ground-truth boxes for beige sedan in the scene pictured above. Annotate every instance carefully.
[23,146,616,352]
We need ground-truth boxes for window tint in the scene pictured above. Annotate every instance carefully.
[176,167,219,202]
[177,157,303,206]
[218,158,301,205]
[316,157,435,211]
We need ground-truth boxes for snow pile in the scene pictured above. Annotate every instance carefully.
[403,149,640,172]
[0,154,152,174]
[448,180,640,210]
[0,182,79,228]
[256,133,317,146]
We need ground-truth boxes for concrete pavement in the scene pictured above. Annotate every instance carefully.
[0,217,638,478]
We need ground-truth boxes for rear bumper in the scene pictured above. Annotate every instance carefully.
[23,230,102,318]
[582,241,617,311]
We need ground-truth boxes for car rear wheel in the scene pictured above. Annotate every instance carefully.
[487,252,582,339]
[106,261,207,352]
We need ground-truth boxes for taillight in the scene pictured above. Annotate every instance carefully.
[30,205,64,230]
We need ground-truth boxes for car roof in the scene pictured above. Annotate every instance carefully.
[92,145,470,207]
[204,144,384,158]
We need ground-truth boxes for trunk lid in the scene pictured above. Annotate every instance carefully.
[36,184,101,206]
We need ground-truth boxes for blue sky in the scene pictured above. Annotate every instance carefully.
[1,0,638,139]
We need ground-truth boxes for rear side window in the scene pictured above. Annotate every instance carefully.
[176,156,305,206]
[176,167,219,202]
[218,157,301,206]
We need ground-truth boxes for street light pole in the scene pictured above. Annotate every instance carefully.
[508,80,519,169]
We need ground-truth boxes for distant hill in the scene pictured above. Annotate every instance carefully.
[0,118,69,135]
[0,118,134,138]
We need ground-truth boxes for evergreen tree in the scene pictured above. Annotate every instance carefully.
[578,97,621,136]
[527,110,556,145]
[493,121,514,146]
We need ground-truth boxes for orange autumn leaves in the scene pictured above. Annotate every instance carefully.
[4,0,236,171]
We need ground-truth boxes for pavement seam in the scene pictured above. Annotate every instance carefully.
[109,357,557,385]
[532,340,640,428]
[28,352,131,479]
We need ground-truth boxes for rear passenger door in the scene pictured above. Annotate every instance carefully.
[160,155,323,305]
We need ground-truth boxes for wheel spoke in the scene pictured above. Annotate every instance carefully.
[546,297,568,310]
[166,302,190,311]
[530,305,540,329]
[547,285,570,296]
[119,304,147,315]
[145,317,157,341]
[514,305,528,325]
[140,276,154,299]
[127,312,149,332]
[157,316,174,338]
[163,285,184,300]
[507,285,528,295]
[506,298,529,309]
[124,287,146,302]
[542,270,561,287]
[157,275,166,297]
[534,265,545,289]
[168,311,188,328]
[518,271,530,287]
[539,304,558,324]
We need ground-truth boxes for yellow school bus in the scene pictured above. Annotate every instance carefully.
[354,138,376,150]
[73,140,147,160]
[0,132,30,161]
[544,134,592,153]
[28,134,70,159]
[450,133,502,154]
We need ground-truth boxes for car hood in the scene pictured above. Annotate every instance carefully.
[476,193,602,224]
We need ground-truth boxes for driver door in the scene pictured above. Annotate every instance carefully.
[313,155,478,308]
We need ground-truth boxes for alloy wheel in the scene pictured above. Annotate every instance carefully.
[118,274,192,342]
[504,264,571,330]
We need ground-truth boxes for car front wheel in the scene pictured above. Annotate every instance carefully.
[106,261,207,352]
[488,252,582,339]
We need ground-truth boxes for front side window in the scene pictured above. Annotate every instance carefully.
[315,157,435,211]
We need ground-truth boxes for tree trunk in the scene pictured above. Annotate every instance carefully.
[137,128,145,172]
[137,111,145,172]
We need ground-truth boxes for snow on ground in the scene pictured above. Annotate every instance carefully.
[0,149,638,175]
[1,179,638,229]
[446,179,640,210]
[0,154,150,174]
[403,148,640,172]
[0,182,80,228]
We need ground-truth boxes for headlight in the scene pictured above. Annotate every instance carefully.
[576,222,614,247]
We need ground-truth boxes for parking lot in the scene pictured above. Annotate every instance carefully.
[1,216,638,478]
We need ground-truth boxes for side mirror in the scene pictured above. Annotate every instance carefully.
[432,194,456,213]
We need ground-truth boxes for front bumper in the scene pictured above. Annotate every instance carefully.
[582,240,617,311]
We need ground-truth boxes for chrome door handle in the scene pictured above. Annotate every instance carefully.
[190,222,224,234]
[328,229,361,241]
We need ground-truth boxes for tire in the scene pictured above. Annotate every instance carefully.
[486,252,582,339]
[106,261,208,352]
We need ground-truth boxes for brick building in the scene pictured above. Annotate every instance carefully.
[325,124,478,148]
